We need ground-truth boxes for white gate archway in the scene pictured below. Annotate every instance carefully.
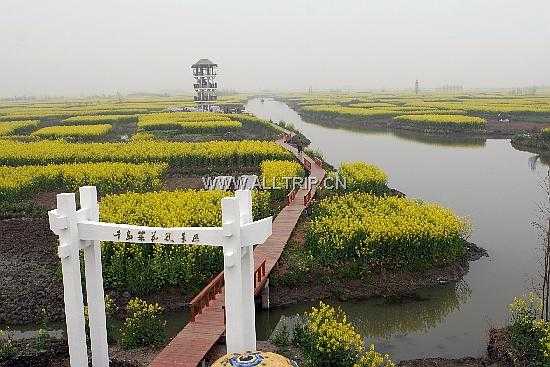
[48,186,272,367]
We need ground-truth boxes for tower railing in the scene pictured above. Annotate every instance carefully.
[194,95,218,101]
[194,82,217,89]
[193,71,217,76]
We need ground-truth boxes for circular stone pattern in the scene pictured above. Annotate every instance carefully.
[211,352,297,367]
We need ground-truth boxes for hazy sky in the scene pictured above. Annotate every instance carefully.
[1,0,549,97]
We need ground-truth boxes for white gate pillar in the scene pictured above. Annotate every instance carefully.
[221,196,245,353]
[80,186,109,367]
[235,190,257,352]
[49,187,272,364]
[50,193,89,367]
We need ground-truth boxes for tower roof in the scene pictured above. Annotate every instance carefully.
[192,59,217,67]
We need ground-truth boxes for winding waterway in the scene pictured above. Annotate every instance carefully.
[247,98,548,361]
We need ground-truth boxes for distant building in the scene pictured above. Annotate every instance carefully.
[415,79,420,95]
[510,86,537,96]
[436,84,464,93]
[192,59,218,112]
[219,104,245,114]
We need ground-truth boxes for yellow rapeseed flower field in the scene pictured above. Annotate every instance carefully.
[99,189,273,293]
[0,162,167,201]
[0,140,292,167]
[394,114,486,126]
[63,115,137,125]
[338,162,388,194]
[297,302,394,366]
[0,120,39,136]
[260,160,305,190]
[138,112,241,132]
[31,124,112,138]
[307,192,470,270]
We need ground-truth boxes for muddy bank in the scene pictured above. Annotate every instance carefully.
[270,245,485,308]
[397,357,494,367]
[511,133,550,157]
[0,216,201,325]
[269,216,488,308]
[0,174,229,325]
[0,218,64,325]
[0,336,68,367]
[0,342,162,367]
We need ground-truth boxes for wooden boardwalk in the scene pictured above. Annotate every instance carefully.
[150,136,325,367]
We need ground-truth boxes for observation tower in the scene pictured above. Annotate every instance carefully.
[192,58,218,111]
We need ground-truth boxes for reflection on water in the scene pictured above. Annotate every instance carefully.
[529,155,541,171]
[356,282,471,339]
[391,129,486,148]
[246,98,549,361]
[255,283,471,360]
[256,282,470,339]
[279,107,487,148]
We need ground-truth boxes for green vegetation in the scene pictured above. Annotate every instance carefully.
[130,131,156,141]
[511,132,550,158]
[99,189,273,294]
[508,293,550,366]
[0,140,292,167]
[289,93,550,136]
[394,114,486,127]
[0,162,167,202]
[85,295,118,343]
[260,159,305,205]
[294,302,394,367]
[31,124,113,138]
[230,113,276,125]
[144,119,242,132]
[347,102,397,108]
[0,98,197,122]
[307,192,469,270]
[0,329,16,362]
[119,298,166,349]
[337,162,389,194]
[406,99,550,115]
[63,115,137,125]
[260,160,305,189]
[138,112,241,132]
[274,161,469,290]
[302,105,466,119]
[0,120,39,136]
[231,113,286,133]
[0,110,75,122]
[302,105,400,118]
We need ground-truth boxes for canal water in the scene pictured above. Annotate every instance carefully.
[246,98,548,361]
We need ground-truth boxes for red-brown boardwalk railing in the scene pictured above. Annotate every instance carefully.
[312,156,323,168]
[303,157,312,171]
[286,185,299,205]
[190,259,268,325]
[149,131,325,367]
[280,132,292,142]
[189,272,224,322]
[304,187,314,207]
[253,259,267,291]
